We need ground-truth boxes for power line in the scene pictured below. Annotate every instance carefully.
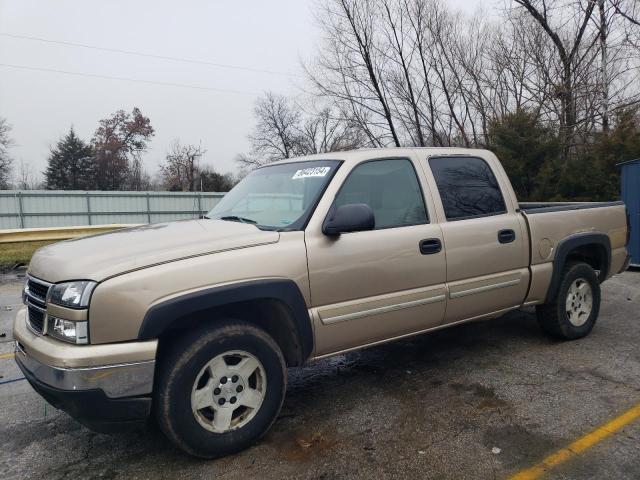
[0,32,303,78]
[0,62,260,96]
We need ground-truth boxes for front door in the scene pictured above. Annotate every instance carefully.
[305,157,447,357]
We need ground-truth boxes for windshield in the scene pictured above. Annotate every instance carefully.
[207,160,341,230]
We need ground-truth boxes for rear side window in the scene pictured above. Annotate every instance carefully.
[335,158,428,229]
[429,156,506,220]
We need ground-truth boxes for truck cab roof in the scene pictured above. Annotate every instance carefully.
[270,147,494,165]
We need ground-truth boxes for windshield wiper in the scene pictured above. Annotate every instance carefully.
[218,215,257,225]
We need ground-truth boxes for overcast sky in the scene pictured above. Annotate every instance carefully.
[0,0,490,182]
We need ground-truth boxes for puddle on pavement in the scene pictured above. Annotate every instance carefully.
[267,429,338,462]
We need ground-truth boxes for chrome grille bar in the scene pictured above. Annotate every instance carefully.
[25,275,52,303]
[24,275,52,335]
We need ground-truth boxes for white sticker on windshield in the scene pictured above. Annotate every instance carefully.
[292,166,330,179]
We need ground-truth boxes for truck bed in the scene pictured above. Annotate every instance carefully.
[519,201,628,281]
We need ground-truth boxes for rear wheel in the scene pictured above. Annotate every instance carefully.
[155,321,286,458]
[536,262,601,340]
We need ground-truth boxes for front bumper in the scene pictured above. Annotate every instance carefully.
[17,354,153,432]
[13,307,158,432]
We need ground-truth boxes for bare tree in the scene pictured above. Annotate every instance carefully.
[234,153,264,171]
[599,0,611,131]
[430,6,475,146]
[238,92,366,169]
[511,0,598,149]
[493,0,640,147]
[611,0,640,26]
[307,0,507,147]
[404,0,442,145]
[0,117,14,189]
[299,0,640,167]
[296,107,366,154]
[380,0,425,145]
[91,107,154,190]
[15,160,41,190]
[308,0,402,146]
[160,140,206,191]
[249,93,301,161]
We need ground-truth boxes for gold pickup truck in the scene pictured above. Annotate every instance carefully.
[14,148,630,458]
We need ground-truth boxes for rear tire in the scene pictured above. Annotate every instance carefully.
[536,262,601,340]
[155,321,286,458]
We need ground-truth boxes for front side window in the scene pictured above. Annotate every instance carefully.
[207,160,340,230]
[334,158,428,229]
[429,156,507,220]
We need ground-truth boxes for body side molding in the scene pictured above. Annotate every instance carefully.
[321,294,446,325]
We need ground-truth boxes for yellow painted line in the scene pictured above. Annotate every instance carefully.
[0,352,15,360]
[510,402,640,480]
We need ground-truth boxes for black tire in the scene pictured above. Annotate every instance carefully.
[154,321,286,458]
[536,261,601,340]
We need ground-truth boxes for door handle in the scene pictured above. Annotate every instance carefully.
[419,238,442,255]
[498,229,516,244]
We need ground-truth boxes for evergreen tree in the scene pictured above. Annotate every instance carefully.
[487,109,560,200]
[45,128,94,190]
[570,108,640,201]
[199,167,236,192]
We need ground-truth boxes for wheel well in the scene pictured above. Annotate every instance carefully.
[156,299,306,368]
[544,233,611,303]
[565,244,608,281]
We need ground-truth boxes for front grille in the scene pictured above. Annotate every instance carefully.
[25,275,52,335]
[27,305,45,333]
[27,278,49,304]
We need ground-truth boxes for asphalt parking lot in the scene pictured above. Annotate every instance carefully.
[1,270,639,480]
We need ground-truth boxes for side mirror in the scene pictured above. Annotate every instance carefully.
[322,203,375,236]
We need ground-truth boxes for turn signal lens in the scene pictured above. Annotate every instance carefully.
[48,316,88,344]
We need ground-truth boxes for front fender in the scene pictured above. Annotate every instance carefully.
[137,279,314,362]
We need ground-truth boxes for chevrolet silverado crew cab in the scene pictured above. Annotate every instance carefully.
[14,148,630,458]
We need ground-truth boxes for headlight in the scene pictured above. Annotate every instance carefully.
[48,316,89,344]
[48,281,96,308]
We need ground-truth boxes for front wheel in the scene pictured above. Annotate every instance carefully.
[155,321,287,458]
[536,261,601,340]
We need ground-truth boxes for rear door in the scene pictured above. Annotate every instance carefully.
[426,155,530,323]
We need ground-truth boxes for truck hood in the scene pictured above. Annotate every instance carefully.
[28,220,280,282]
